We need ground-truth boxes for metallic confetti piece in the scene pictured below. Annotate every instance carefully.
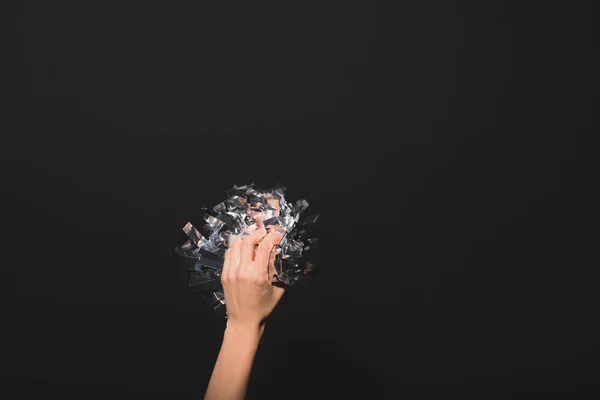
[175,183,319,319]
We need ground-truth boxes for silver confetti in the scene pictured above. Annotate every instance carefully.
[175,183,319,318]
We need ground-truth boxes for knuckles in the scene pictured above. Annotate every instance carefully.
[235,271,252,282]
[229,237,242,249]
[252,275,267,285]
[246,227,267,244]
[223,271,266,285]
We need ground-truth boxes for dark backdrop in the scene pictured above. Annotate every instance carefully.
[1,1,595,398]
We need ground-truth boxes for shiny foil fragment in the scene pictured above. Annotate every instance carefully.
[175,183,319,318]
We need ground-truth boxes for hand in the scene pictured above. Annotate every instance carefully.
[205,216,286,400]
[221,216,285,330]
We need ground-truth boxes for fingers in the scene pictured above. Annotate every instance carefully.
[226,234,243,280]
[222,233,240,280]
[254,231,283,275]
[267,246,278,281]
[222,244,231,279]
[224,217,285,284]
[240,217,267,267]
[224,218,266,282]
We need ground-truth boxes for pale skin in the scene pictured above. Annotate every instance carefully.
[204,215,285,400]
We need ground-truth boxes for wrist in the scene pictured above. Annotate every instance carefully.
[225,320,265,339]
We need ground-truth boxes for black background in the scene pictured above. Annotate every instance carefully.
[1,1,595,397]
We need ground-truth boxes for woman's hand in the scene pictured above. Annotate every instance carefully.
[221,216,285,330]
[204,216,285,400]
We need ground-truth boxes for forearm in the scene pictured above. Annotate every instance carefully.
[204,323,264,400]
